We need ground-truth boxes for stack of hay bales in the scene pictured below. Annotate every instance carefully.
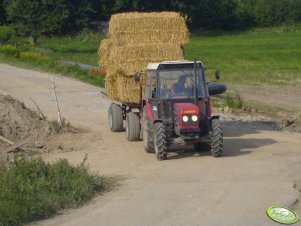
[99,12,189,104]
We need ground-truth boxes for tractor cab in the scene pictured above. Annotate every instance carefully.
[141,61,223,160]
[145,61,208,100]
[144,61,211,136]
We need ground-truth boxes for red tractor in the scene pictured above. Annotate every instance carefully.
[108,61,223,160]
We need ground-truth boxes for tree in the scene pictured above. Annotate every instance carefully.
[113,0,175,12]
[6,0,68,43]
[61,0,94,34]
[90,0,116,21]
[0,0,6,24]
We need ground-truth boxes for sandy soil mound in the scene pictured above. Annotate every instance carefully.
[283,113,301,133]
[0,95,69,151]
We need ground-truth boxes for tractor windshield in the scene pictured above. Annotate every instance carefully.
[158,68,207,99]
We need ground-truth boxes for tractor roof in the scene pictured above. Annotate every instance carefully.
[147,61,205,70]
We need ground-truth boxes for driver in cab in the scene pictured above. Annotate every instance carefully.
[171,75,188,96]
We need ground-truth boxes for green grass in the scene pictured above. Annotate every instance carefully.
[185,30,301,86]
[0,157,114,226]
[39,32,104,66]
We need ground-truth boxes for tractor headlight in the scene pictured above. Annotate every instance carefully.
[192,115,198,122]
[182,115,189,122]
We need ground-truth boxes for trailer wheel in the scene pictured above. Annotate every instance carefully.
[210,118,223,157]
[108,104,123,132]
[126,112,140,141]
[154,122,167,161]
[142,107,154,153]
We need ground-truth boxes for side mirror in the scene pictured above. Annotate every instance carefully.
[134,72,141,82]
[215,70,221,80]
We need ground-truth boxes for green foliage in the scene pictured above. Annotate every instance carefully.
[60,0,94,34]
[0,26,15,43]
[0,0,6,24]
[5,0,68,43]
[19,51,50,63]
[0,44,20,57]
[212,91,244,109]
[1,0,301,34]
[224,91,244,109]
[249,0,301,27]
[0,158,111,226]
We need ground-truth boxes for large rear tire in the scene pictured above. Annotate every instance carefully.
[108,104,123,132]
[210,118,223,157]
[126,112,141,141]
[142,107,154,153]
[154,122,167,161]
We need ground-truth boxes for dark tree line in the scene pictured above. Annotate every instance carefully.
[0,0,301,41]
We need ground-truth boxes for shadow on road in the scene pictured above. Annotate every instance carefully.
[223,138,276,157]
[166,120,279,160]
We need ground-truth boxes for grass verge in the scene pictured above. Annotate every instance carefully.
[185,29,301,86]
[0,52,105,87]
[0,31,106,87]
[0,157,114,226]
[212,91,244,110]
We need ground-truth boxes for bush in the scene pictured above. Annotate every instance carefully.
[0,158,111,226]
[224,91,244,109]
[19,51,50,63]
[0,44,20,57]
[0,26,15,44]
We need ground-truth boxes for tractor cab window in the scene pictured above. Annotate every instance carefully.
[158,69,206,99]
[145,71,157,99]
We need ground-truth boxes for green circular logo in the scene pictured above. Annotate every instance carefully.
[267,206,299,225]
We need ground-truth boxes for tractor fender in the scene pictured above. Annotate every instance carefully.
[153,119,163,124]
[211,115,220,121]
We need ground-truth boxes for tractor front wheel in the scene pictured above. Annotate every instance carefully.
[154,122,167,161]
[126,112,141,141]
[210,118,223,157]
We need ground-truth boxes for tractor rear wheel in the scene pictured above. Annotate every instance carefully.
[126,112,141,141]
[142,107,154,153]
[210,118,223,157]
[108,104,123,132]
[154,122,167,161]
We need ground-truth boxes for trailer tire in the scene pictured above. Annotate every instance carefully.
[210,118,223,157]
[126,112,141,141]
[108,104,123,132]
[154,122,167,161]
[142,107,154,153]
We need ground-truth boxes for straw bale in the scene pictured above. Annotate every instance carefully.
[116,74,141,103]
[98,39,114,67]
[107,44,184,76]
[105,74,119,101]
[105,73,146,104]
[101,11,190,103]
[110,30,188,46]
[109,12,188,38]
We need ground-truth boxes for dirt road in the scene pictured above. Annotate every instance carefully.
[1,63,301,226]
